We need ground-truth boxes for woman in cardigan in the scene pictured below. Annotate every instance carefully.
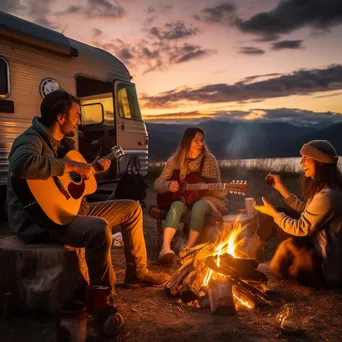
[253,140,342,288]
[154,127,229,264]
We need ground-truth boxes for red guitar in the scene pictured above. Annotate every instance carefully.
[156,170,248,208]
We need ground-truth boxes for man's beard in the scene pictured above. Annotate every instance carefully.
[61,120,75,137]
[64,130,75,137]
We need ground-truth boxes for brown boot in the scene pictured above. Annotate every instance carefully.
[246,233,266,261]
[124,271,170,288]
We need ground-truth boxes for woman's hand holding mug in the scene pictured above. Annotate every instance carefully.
[265,173,283,192]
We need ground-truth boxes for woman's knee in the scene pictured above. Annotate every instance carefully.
[165,201,186,229]
[191,200,210,215]
[169,201,186,214]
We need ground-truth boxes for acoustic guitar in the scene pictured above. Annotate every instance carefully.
[156,170,249,208]
[11,146,125,229]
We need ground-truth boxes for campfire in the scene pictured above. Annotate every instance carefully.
[164,220,270,315]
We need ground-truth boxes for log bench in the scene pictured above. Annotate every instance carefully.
[0,235,89,316]
[148,205,224,249]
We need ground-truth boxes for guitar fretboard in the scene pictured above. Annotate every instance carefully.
[185,183,227,190]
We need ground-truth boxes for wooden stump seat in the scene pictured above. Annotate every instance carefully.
[0,235,89,316]
[148,205,223,249]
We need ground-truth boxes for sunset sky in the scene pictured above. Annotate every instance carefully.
[2,0,342,124]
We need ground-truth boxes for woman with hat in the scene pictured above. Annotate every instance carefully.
[253,140,342,288]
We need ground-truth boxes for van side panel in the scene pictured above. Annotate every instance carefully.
[0,36,144,185]
[0,38,75,185]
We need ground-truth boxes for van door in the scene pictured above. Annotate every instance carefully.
[114,81,148,176]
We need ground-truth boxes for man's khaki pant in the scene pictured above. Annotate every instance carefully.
[51,200,147,294]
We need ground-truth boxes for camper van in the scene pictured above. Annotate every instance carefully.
[0,11,149,213]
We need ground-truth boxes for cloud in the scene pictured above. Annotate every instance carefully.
[91,29,213,74]
[147,4,172,14]
[26,0,61,30]
[314,91,342,99]
[234,0,342,40]
[194,2,236,23]
[239,46,265,55]
[1,0,60,30]
[144,108,342,126]
[271,39,303,50]
[149,21,200,40]
[87,0,125,19]
[238,73,281,84]
[142,64,342,107]
[144,4,172,25]
[0,0,25,13]
[58,0,126,20]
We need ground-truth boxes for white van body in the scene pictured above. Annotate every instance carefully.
[0,10,148,200]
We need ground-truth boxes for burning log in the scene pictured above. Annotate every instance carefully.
[165,224,273,311]
[205,256,268,284]
[205,257,270,306]
[218,254,259,273]
[165,260,193,296]
[180,285,198,304]
[208,278,236,316]
[179,243,213,265]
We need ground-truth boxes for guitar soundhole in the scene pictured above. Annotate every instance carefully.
[70,172,82,183]
[68,181,85,199]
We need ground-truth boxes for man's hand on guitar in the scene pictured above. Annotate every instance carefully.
[74,162,95,179]
[93,158,111,173]
[168,180,179,193]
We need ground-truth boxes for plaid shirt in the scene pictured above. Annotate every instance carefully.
[154,152,229,215]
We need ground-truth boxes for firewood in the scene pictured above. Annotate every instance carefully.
[239,270,268,284]
[179,243,214,265]
[180,284,197,303]
[188,262,208,296]
[205,257,270,306]
[219,254,259,272]
[208,278,236,315]
[205,256,267,283]
[165,260,193,296]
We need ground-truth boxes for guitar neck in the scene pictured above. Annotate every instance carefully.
[100,151,119,161]
[185,183,228,191]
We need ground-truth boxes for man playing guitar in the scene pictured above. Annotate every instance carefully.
[6,90,169,303]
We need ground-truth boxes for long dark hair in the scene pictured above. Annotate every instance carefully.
[174,127,209,180]
[301,162,342,201]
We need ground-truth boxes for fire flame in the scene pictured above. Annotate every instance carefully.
[202,219,253,309]
[233,292,254,309]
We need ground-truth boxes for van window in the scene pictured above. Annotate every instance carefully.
[117,83,142,120]
[0,57,10,97]
[76,76,114,125]
[81,103,103,125]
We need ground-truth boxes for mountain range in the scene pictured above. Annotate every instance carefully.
[146,121,342,161]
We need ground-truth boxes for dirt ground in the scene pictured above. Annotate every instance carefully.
[1,168,342,341]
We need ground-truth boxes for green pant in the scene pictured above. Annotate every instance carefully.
[164,200,212,232]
